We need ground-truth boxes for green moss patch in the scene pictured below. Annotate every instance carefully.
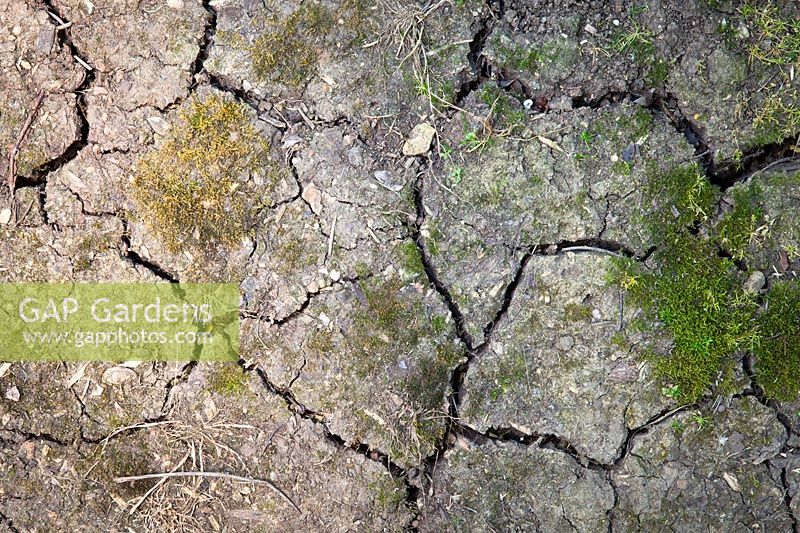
[612,232,759,402]
[643,163,717,234]
[754,281,800,400]
[610,164,765,402]
[612,161,800,402]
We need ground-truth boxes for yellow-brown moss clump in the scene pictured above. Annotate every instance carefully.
[132,95,273,252]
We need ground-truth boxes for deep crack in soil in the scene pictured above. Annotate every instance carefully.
[30,1,95,184]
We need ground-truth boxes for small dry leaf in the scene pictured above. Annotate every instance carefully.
[101,366,137,385]
[723,472,741,493]
[5,385,20,402]
[282,135,303,150]
[67,362,89,388]
[361,409,386,426]
[537,135,564,153]
[203,396,218,420]
[319,74,336,86]
[146,116,171,136]
[608,362,639,383]
[301,183,323,214]
[779,250,790,272]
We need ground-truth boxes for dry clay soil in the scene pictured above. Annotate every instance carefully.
[1,0,800,532]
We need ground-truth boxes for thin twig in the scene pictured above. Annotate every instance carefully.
[12,198,36,227]
[115,471,301,513]
[749,155,800,179]
[560,246,626,258]
[7,90,46,192]
[326,214,337,262]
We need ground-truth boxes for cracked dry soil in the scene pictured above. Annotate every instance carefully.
[1,0,800,531]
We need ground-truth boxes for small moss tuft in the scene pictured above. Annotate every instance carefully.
[208,364,249,396]
[251,1,373,88]
[644,163,718,236]
[400,240,426,277]
[563,302,593,322]
[739,3,800,144]
[479,84,526,130]
[611,21,655,63]
[618,107,654,139]
[431,315,448,335]
[753,88,800,144]
[494,39,541,74]
[716,184,766,261]
[646,58,670,87]
[740,2,800,66]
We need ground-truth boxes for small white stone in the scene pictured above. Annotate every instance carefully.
[0,208,12,225]
[736,23,749,40]
[402,123,436,156]
[167,0,184,8]
[555,336,575,352]
[319,313,331,327]
[329,270,341,282]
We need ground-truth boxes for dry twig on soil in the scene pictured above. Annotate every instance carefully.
[115,470,301,513]
[6,90,46,193]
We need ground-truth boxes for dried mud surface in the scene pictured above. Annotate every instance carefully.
[1,0,799,531]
